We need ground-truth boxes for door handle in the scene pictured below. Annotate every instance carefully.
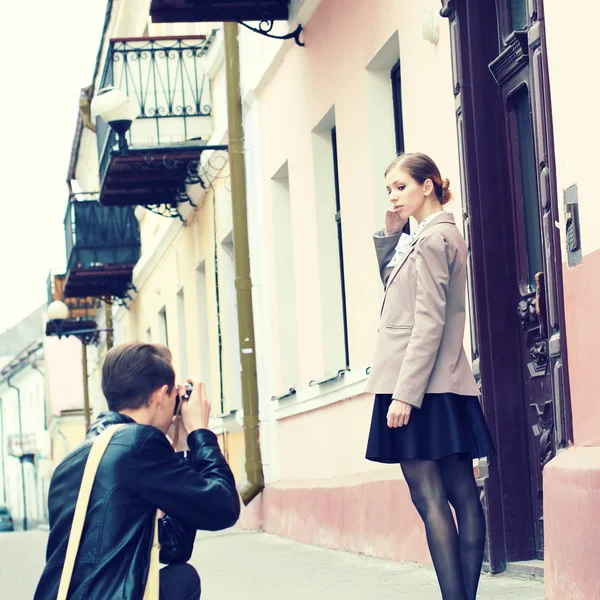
[535,272,546,336]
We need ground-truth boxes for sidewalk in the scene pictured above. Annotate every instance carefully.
[190,530,545,599]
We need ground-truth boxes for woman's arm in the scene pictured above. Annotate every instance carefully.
[373,230,402,284]
[393,233,452,408]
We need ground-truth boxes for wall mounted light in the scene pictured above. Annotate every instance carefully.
[420,9,440,44]
[47,300,69,321]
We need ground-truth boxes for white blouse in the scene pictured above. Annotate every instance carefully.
[386,211,446,269]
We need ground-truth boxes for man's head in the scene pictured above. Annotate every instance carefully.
[102,343,177,432]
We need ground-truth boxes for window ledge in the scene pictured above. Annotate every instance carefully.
[272,367,370,420]
[218,409,243,433]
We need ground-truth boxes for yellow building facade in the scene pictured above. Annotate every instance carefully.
[60,2,246,480]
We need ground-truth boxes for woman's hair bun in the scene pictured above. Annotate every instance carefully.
[440,178,452,205]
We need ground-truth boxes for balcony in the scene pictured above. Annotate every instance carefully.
[45,271,100,339]
[97,34,216,209]
[150,0,290,23]
[63,196,141,299]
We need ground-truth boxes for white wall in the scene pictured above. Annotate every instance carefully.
[0,363,50,525]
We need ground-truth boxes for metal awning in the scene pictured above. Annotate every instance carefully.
[149,0,290,23]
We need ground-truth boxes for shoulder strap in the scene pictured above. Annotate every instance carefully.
[142,511,160,600]
[56,424,124,600]
[56,423,160,600]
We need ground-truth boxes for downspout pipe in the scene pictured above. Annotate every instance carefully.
[30,362,48,520]
[30,362,46,432]
[212,177,226,416]
[81,343,91,429]
[6,378,28,531]
[105,301,114,351]
[223,22,264,505]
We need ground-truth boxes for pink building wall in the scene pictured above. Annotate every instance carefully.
[258,0,462,385]
[44,335,84,416]
[277,394,378,481]
[242,3,599,592]
[541,2,600,597]
[245,0,464,565]
[545,0,600,447]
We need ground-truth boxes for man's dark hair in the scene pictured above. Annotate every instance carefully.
[102,343,176,412]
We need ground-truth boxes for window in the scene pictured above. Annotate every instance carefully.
[196,263,214,403]
[331,127,350,370]
[271,162,300,390]
[158,307,169,347]
[312,110,350,377]
[391,59,409,235]
[391,60,405,156]
[176,289,188,378]
[365,33,407,230]
[512,86,543,291]
[220,235,242,412]
[510,0,528,31]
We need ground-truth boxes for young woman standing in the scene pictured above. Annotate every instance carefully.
[365,153,495,600]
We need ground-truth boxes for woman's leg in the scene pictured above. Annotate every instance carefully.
[438,453,486,600]
[400,458,468,600]
[159,563,201,600]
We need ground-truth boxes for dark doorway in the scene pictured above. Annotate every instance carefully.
[441,0,572,570]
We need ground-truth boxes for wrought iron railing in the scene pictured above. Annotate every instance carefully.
[97,33,215,186]
[96,116,117,190]
[64,195,141,271]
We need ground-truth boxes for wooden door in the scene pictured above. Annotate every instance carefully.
[441,0,572,568]
[488,0,571,558]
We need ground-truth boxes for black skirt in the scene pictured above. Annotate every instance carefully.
[366,393,495,462]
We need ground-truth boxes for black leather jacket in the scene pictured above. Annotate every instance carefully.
[34,412,240,599]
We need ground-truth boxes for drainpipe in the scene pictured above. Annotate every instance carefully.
[6,378,28,531]
[0,397,6,505]
[223,22,264,505]
[104,299,114,351]
[30,363,48,521]
[30,362,46,431]
[81,344,91,429]
[212,177,226,416]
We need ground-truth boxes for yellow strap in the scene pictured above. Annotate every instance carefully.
[56,424,160,600]
[143,511,160,600]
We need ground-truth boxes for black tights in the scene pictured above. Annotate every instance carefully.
[400,453,485,600]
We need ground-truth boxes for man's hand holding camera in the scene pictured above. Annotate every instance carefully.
[180,378,211,432]
[171,378,211,451]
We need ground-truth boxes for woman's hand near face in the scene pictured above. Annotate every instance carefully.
[385,207,407,236]
[387,399,412,428]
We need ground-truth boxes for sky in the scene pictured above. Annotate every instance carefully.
[0,0,110,333]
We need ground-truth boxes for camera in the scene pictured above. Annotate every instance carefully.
[174,382,193,416]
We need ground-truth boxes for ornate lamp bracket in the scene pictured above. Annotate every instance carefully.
[47,324,113,347]
[238,21,304,46]
[96,284,138,310]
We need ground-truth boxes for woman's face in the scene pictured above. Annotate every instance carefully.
[385,167,430,222]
